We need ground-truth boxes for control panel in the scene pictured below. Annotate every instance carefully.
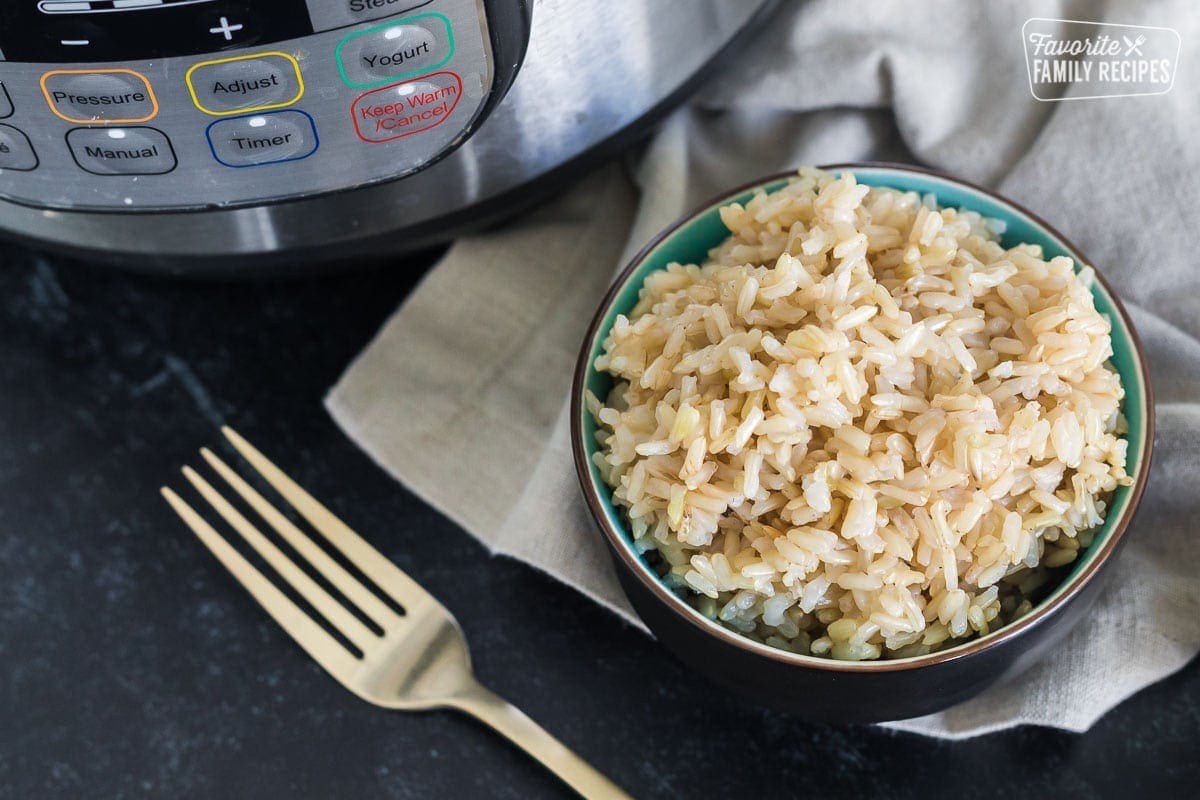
[0,0,500,211]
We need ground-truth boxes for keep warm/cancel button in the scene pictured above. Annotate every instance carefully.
[351,71,462,144]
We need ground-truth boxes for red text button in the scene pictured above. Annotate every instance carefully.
[351,71,462,143]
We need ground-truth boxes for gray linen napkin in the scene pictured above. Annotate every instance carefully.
[328,0,1200,738]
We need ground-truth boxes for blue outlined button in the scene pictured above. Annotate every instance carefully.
[205,109,317,168]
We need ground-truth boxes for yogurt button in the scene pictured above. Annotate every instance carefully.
[336,15,452,88]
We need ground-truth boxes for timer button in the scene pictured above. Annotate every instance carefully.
[206,110,318,168]
[186,52,304,116]
[67,127,176,175]
[0,125,38,172]
[40,70,158,125]
[335,14,454,89]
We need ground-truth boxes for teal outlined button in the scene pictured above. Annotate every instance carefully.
[335,13,455,89]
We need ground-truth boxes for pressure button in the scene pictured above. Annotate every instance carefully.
[40,69,157,124]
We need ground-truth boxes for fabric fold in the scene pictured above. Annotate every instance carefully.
[328,0,1199,737]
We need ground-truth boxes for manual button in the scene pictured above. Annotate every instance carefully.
[335,14,454,88]
[67,127,176,175]
[187,52,304,116]
[41,69,157,124]
[206,110,318,167]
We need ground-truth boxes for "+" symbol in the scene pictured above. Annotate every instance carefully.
[209,16,244,41]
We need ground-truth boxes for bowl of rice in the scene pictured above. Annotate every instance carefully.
[571,164,1153,722]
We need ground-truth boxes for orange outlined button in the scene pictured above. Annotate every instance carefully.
[40,69,158,124]
[186,52,304,116]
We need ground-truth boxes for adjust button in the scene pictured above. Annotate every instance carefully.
[0,125,38,172]
[67,127,176,175]
[206,110,318,167]
[41,69,157,124]
[335,14,454,89]
[186,52,304,116]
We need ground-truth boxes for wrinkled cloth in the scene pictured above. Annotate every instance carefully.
[328,0,1200,738]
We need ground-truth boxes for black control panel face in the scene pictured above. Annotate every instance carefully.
[0,1,317,62]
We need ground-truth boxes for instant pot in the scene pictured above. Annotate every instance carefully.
[0,0,773,273]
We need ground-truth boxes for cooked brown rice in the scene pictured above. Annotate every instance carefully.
[587,167,1130,660]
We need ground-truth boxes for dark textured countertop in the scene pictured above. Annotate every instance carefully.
[1,241,1197,799]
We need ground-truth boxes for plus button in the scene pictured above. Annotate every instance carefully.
[208,16,245,41]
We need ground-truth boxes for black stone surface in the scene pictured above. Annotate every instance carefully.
[1,242,1197,799]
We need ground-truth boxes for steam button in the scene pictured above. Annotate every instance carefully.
[308,0,426,31]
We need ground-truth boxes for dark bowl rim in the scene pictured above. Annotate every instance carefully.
[569,161,1156,673]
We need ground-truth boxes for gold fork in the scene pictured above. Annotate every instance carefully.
[161,427,631,800]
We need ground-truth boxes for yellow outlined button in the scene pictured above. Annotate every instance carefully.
[40,69,158,124]
[186,52,304,116]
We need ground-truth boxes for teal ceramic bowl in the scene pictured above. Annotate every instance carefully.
[570,163,1154,722]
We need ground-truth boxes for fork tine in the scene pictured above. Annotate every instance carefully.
[222,426,429,609]
[200,448,402,630]
[160,487,360,680]
[181,466,378,654]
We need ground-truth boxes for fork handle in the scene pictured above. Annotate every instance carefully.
[448,684,634,800]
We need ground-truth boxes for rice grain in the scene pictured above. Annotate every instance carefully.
[589,168,1130,660]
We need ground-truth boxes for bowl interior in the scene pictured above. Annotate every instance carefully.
[578,165,1150,666]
